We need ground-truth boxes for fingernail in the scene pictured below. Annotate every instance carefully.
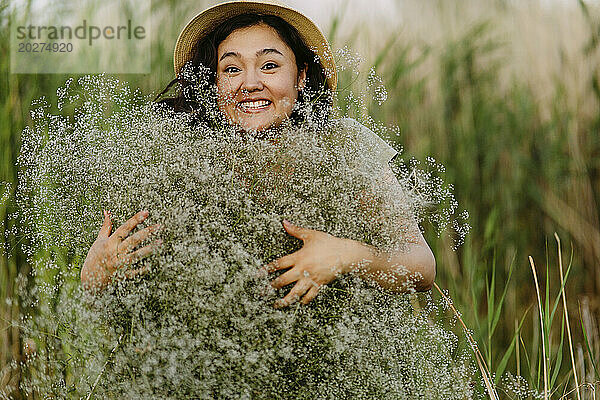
[142,210,149,217]
[282,219,291,227]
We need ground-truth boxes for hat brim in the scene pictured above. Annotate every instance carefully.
[173,0,337,91]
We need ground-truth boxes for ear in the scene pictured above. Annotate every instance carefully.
[297,64,307,90]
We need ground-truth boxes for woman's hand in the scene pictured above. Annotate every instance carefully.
[263,220,360,308]
[80,210,162,291]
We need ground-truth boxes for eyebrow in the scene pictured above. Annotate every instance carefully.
[219,48,284,62]
[256,48,283,57]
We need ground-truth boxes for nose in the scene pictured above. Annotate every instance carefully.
[240,69,263,94]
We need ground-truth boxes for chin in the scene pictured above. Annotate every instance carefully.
[236,117,284,132]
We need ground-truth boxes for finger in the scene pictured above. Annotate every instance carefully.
[282,220,310,241]
[119,240,161,266]
[98,210,113,238]
[300,285,320,305]
[124,265,150,280]
[271,268,302,289]
[119,224,162,253]
[263,254,295,273]
[275,279,311,309]
[111,210,149,242]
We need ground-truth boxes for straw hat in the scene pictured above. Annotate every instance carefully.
[173,0,337,91]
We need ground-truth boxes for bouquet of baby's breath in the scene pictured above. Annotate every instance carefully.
[16,74,475,399]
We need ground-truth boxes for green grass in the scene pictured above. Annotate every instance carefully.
[1,0,599,397]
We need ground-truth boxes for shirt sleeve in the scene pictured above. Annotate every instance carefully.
[341,117,398,165]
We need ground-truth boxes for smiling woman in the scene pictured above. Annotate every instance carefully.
[215,23,306,131]
[155,8,332,128]
[80,0,435,308]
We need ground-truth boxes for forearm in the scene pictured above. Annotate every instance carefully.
[342,237,436,292]
[344,165,436,292]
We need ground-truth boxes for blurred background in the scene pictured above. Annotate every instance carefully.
[1,0,599,397]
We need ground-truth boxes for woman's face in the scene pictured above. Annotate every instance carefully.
[216,23,306,131]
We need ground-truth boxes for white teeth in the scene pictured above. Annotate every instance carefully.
[239,100,270,110]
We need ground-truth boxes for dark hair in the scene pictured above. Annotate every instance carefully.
[154,13,331,126]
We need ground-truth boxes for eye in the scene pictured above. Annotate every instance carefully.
[262,62,279,70]
[224,66,240,74]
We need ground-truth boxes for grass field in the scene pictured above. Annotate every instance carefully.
[1,0,599,397]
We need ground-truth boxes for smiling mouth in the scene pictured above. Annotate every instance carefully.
[237,100,272,113]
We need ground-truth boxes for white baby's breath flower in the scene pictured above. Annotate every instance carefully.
[16,74,473,399]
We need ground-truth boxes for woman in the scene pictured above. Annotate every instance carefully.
[80,0,436,308]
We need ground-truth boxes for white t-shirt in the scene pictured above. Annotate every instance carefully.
[341,117,398,166]
[340,118,417,247]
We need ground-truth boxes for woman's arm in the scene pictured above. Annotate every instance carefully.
[266,219,435,308]
[267,165,436,307]
[347,164,436,291]
[340,227,436,292]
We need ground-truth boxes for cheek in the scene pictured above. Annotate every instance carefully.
[274,81,299,109]
[216,82,235,111]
